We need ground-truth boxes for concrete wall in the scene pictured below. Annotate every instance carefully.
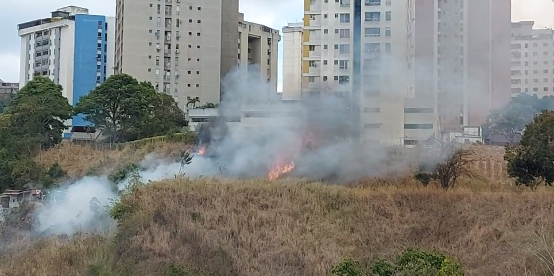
[282,23,303,100]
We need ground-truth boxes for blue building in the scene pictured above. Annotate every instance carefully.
[17,6,115,140]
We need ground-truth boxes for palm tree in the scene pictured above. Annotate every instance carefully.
[186,97,200,109]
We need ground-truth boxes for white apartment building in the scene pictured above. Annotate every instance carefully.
[415,0,511,133]
[282,22,304,100]
[511,21,554,98]
[115,0,280,109]
[17,6,115,138]
[303,0,440,146]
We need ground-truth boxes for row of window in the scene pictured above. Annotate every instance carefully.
[328,27,392,38]
[513,87,554,93]
[512,51,554,58]
[319,0,391,7]
[512,69,554,75]
[512,78,554,84]
[363,108,434,113]
[308,43,391,54]
[511,42,554,49]
[363,124,434,129]
[512,60,554,66]
[330,11,391,23]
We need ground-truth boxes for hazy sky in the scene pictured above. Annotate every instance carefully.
[0,0,552,88]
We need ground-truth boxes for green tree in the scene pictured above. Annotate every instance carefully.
[186,97,200,109]
[0,94,13,113]
[4,76,72,150]
[75,74,188,142]
[125,93,188,140]
[482,94,554,143]
[331,249,464,276]
[506,110,554,188]
[0,76,71,191]
[74,74,156,142]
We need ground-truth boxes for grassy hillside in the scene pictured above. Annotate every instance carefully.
[1,177,554,276]
[1,142,549,275]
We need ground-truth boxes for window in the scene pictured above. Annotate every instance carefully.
[365,27,380,37]
[364,123,381,129]
[404,124,433,129]
[337,44,350,54]
[385,11,391,21]
[339,13,350,23]
[363,107,380,113]
[404,108,433,113]
[365,12,380,22]
[336,29,350,38]
[338,76,349,84]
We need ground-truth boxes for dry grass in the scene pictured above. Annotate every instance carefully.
[4,143,544,275]
[1,177,554,276]
[35,141,187,178]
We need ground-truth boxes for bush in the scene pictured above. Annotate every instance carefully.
[331,249,464,276]
[108,163,140,185]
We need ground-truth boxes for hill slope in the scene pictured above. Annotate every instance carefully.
[1,177,553,276]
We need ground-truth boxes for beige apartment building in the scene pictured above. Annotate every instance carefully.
[238,14,280,90]
[115,0,279,108]
[511,21,554,98]
[0,79,18,98]
[414,0,511,132]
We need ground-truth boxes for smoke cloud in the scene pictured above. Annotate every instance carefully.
[30,62,426,236]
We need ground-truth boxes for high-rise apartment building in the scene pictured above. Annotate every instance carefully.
[115,0,279,109]
[414,0,511,132]
[17,6,115,137]
[282,22,304,100]
[510,21,554,98]
[303,0,439,146]
[238,14,280,91]
[0,79,18,98]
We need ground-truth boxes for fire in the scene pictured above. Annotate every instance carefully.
[198,146,206,155]
[268,159,295,180]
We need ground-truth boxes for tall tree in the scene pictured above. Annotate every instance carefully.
[506,110,554,188]
[0,76,72,191]
[0,94,13,113]
[126,93,187,140]
[74,74,153,142]
[75,74,187,142]
[5,76,72,150]
[482,93,554,142]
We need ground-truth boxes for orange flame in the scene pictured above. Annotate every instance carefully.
[198,146,206,155]
[268,159,295,180]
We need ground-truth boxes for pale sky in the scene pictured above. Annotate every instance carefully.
[0,0,552,88]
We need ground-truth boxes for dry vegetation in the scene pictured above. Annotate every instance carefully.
[1,142,551,275]
[35,140,189,178]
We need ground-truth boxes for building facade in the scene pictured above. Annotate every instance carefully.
[238,14,280,92]
[0,79,18,98]
[414,0,511,132]
[303,0,438,146]
[115,0,280,109]
[282,22,304,100]
[511,21,554,98]
[17,6,115,137]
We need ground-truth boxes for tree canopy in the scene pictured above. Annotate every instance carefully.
[0,76,72,191]
[482,94,554,142]
[505,110,554,188]
[74,74,187,142]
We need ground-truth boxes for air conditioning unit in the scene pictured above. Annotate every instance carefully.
[175,49,180,54]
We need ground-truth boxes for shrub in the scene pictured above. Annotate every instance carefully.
[331,249,464,276]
